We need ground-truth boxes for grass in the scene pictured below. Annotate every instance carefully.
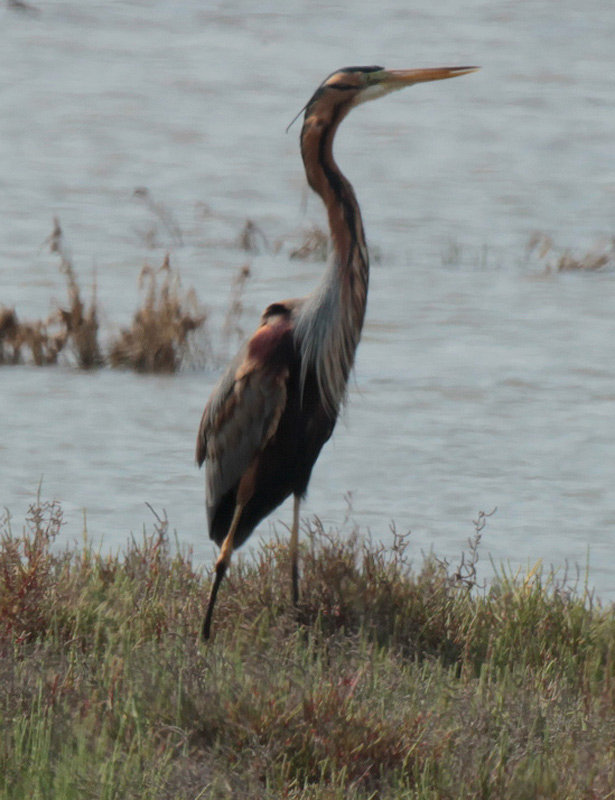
[3,220,613,370]
[48,217,103,369]
[108,255,206,373]
[2,500,615,799]
[288,226,382,264]
[236,219,270,255]
[0,306,65,366]
[0,215,339,371]
[0,219,94,367]
[527,233,615,273]
[289,227,329,262]
[133,187,184,249]
[0,219,207,373]
[218,263,252,361]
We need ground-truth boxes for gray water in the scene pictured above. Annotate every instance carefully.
[1,0,615,597]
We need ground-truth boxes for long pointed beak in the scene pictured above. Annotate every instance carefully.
[383,66,480,88]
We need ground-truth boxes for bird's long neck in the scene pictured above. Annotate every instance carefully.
[302,110,369,274]
[294,105,370,417]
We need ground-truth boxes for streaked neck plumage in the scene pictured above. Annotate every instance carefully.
[294,93,369,417]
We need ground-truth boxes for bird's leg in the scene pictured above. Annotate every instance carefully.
[202,502,243,641]
[202,463,257,642]
[289,494,301,606]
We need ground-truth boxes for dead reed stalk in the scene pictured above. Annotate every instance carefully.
[0,308,22,364]
[289,225,329,262]
[236,219,269,254]
[220,263,251,355]
[0,306,65,367]
[528,232,615,273]
[108,254,207,373]
[48,217,103,369]
[133,186,183,248]
[16,319,65,366]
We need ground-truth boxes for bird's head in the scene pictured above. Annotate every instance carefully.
[302,64,479,127]
[298,64,479,208]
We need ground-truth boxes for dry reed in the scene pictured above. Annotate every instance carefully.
[236,219,269,254]
[108,254,207,373]
[220,263,251,354]
[528,232,615,272]
[47,217,103,369]
[1,219,209,372]
[133,186,183,248]
[0,219,103,367]
[289,226,329,262]
[0,307,65,366]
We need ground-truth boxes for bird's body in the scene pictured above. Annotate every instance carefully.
[197,297,336,551]
[197,64,478,640]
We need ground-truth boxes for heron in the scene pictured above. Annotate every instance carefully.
[196,64,478,640]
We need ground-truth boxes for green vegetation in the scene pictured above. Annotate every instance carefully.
[2,500,615,799]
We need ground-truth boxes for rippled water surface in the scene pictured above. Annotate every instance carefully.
[2,1,615,596]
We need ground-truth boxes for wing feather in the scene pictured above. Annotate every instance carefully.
[196,342,289,523]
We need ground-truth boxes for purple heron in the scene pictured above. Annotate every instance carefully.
[196,65,478,640]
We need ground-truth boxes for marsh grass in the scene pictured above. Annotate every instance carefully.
[289,226,329,262]
[219,263,252,359]
[133,187,184,248]
[236,219,270,255]
[0,219,102,367]
[48,217,103,369]
[0,306,64,366]
[2,499,615,799]
[288,226,382,265]
[528,232,615,273]
[108,254,207,373]
[0,219,207,372]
